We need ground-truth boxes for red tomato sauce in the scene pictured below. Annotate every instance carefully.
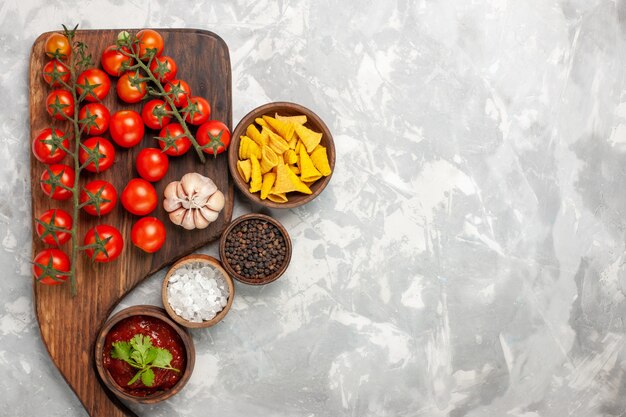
[102,315,186,397]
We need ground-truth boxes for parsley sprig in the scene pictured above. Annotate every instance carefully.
[111,334,180,387]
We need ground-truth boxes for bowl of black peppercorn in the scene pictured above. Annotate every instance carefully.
[219,213,292,285]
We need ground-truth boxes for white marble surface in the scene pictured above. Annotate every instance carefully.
[2,0,626,416]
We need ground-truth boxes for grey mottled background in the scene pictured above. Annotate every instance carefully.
[2,0,626,416]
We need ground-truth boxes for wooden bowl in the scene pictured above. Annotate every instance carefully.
[161,254,235,328]
[228,102,335,209]
[219,213,292,285]
[94,305,195,404]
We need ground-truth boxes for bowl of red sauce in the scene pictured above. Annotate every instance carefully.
[95,305,195,403]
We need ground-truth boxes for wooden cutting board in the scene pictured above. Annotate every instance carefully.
[29,29,233,417]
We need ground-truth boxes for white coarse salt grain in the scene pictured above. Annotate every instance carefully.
[167,261,229,323]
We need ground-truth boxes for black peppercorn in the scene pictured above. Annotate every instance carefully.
[223,218,287,281]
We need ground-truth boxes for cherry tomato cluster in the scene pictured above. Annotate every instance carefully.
[120,30,230,158]
[100,29,231,252]
[33,28,233,287]
[35,31,124,287]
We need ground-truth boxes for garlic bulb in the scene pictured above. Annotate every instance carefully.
[163,173,225,230]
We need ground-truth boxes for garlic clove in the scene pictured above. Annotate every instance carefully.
[181,173,216,196]
[206,190,225,212]
[199,206,219,222]
[176,181,187,199]
[193,208,210,229]
[181,208,196,230]
[164,197,182,212]
[179,173,196,197]
[164,181,179,201]
[185,173,217,195]
[197,176,218,197]
[169,207,186,225]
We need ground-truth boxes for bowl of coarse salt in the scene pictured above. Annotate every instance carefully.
[162,254,235,328]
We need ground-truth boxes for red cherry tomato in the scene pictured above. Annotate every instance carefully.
[196,120,231,155]
[79,137,116,173]
[157,123,191,156]
[163,79,191,108]
[141,99,171,130]
[43,60,70,87]
[40,164,74,200]
[136,148,169,182]
[135,29,164,61]
[78,103,110,136]
[131,217,166,253]
[44,33,71,60]
[33,249,70,285]
[46,89,74,121]
[80,180,118,216]
[184,96,211,126]
[77,68,111,102]
[110,110,145,148]
[35,209,73,246]
[101,45,133,77]
[32,128,68,164]
[121,178,157,215]
[116,71,147,103]
[149,55,177,82]
[83,225,124,262]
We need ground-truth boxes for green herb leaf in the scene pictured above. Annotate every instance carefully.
[111,341,131,363]
[130,350,143,366]
[110,333,179,388]
[145,347,158,365]
[152,348,173,368]
[141,368,155,387]
[131,334,152,365]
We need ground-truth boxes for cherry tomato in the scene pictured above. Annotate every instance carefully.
[35,209,72,246]
[44,33,71,60]
[116,71,147,103]
[141,99,171,130]
[42,60,70,87]
[149,55,177,82]
[78,103,110,136]
[110,110,145,148]
[184,96,211,126]
[131,217,166,253]
[157,123,191,156]
[83,225,124,262]
[33,249,70,285]
[40,164,74,200]
[121,178,157,215]
[46,89,74,121]
[136,148,169,182]
[80,180,118,216]
[101,45,133,77]
[77,68,111,102]
[197,120,231,155]
[79,137,116,173]
[135,29,164,61]
[32,128,68,164]
[163,79,191,108]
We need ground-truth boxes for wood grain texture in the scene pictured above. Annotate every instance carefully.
[29,29,232,417]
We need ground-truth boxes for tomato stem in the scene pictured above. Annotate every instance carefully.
[118,44,206,163]
[61,26,86,297]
